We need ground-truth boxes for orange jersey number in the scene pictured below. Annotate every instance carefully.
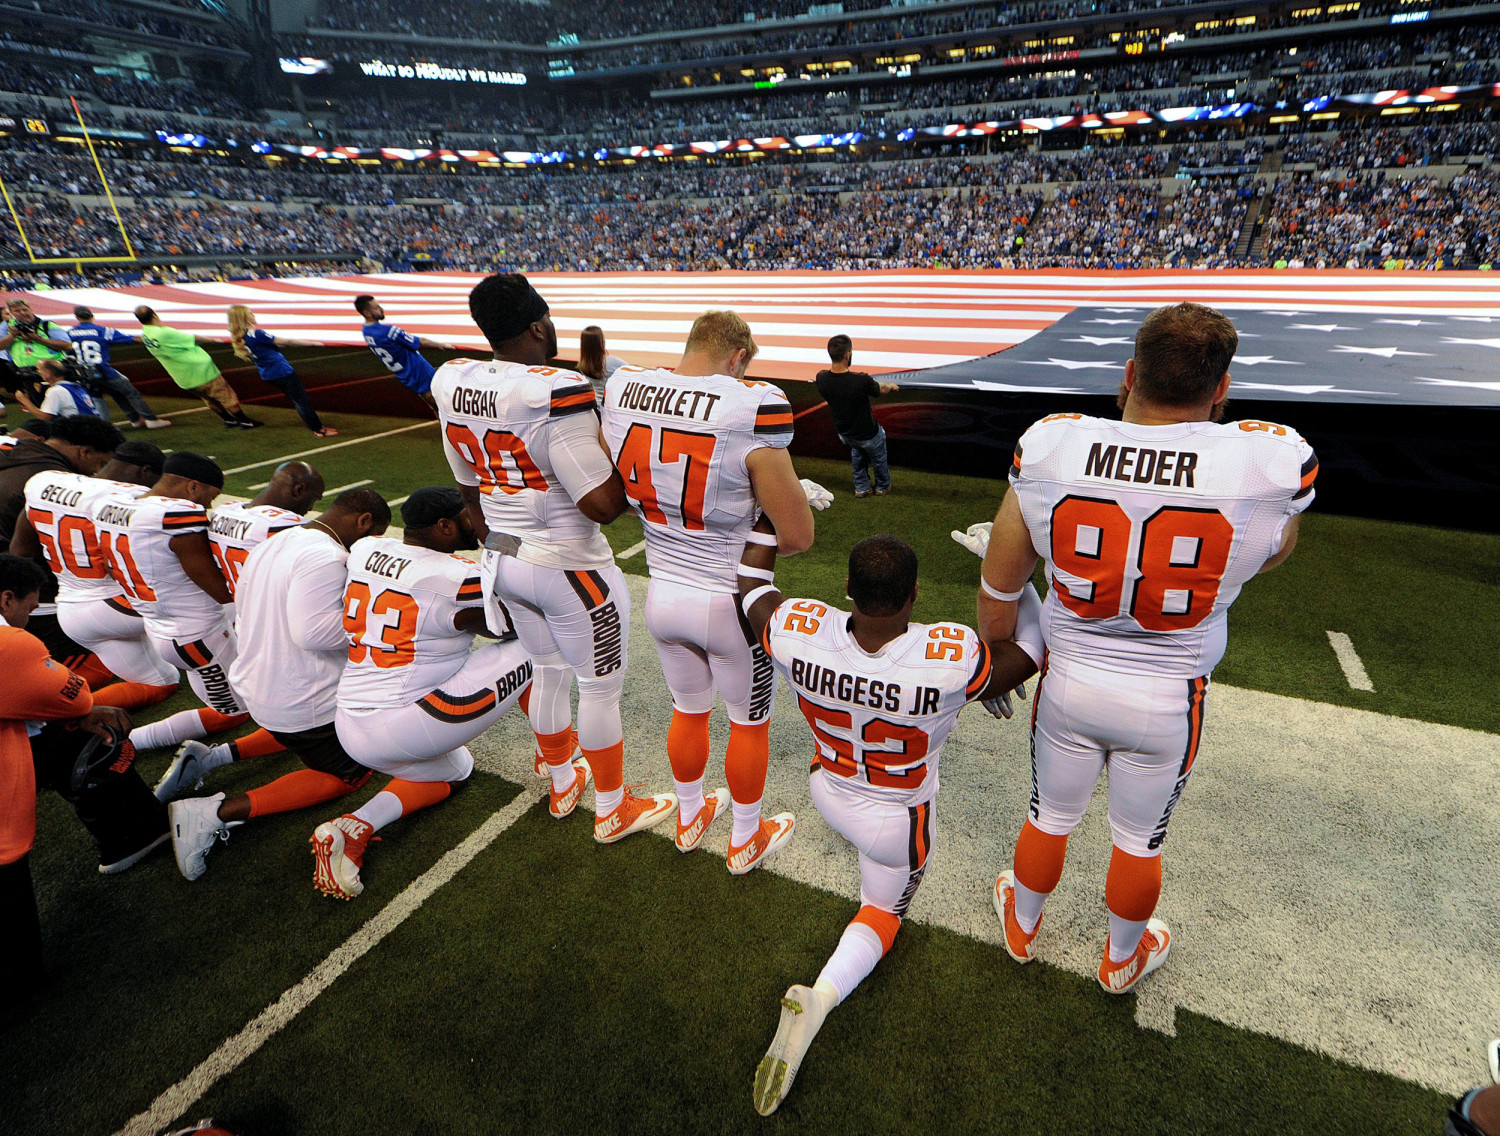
[784,599,827,636]
[209,543,250,597]
[925,625,965,663]
[344,582,419,669]
[797,696,933,789]
[1049,495,1234,632]
[615,423,718,530]
[445,423,546,496]
[97,531,156,601]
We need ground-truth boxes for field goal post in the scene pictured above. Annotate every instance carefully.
[0,95,137,269]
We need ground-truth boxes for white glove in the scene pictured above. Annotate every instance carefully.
[981,681,1029,720]
[800,479,834,511]
[950,521,992,559]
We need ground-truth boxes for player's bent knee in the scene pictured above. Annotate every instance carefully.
[852,905,902,955]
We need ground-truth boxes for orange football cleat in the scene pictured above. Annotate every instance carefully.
[549,757,593,819]
[676,787,730,852]
[992,869,1041,964]
[311,814,376,900]
[594,787,676,844]
[726,813,795,875]
[1097,918,1172,995]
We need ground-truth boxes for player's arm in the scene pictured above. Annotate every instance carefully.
[972,583,1044,718]
[977,490,1039,644]
[168,532,233,604]
[452,571,494,636]
[736,513,784,643]
[746,447,814,556]
[287,553,355,652]
[1259,513,1301,573]
[456,485,489,543]
[548,386,629,524]
[9,509,41,561]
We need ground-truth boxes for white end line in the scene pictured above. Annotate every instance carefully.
[111,786,545,1136]
[616,539,647,560]
[1326,631,1375,691]
[223,421,437,475]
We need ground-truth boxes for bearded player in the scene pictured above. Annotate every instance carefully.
[90,453,285,788]
[313,488,536,899]
[737,519,1041,1115]
[433,273,674,845]
[601,311,818,873]
[973,302,1314,995]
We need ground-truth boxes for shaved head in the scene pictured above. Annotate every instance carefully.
[254,461,325,513]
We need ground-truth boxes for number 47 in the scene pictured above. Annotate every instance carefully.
[615,424,718,530]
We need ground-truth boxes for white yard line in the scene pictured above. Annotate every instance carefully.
[1326,630,1375,691]
[111,786,545,1136]
[246,481,269,491]
[616,539,648,560]
[387,494,410,508]
[324,478,374,496]
[222,421,436,475]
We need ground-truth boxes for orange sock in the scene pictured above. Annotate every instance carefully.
[1013,819,1069,896]
[92,682,177,711]
[667,709,711,785]
[71,654,115,689]
[583,740,624,795]
[535,725,575,768]
[246,769,369,818]
[1104,846,1163,922]
[851,905,901,955]
[386,778,453,816]
[198,708,249,735]
[518,684,531,715]
[725,720,770,805]
[227,728,287,761]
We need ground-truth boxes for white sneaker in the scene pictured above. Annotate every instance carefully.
[170,794,230,882]
[143,418,172,429]
[311,815,375,899]
[753,983,836,1116]
[154,740,212,802]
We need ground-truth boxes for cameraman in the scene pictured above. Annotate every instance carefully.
[68,307,170,431]
[0,297,71,369]
[13,359,103,421]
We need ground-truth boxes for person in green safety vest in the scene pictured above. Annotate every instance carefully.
[0,297,71,369]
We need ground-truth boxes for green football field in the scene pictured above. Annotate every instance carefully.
[0,382,1493,1136]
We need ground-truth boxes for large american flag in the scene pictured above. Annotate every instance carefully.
[19,269,1500,403]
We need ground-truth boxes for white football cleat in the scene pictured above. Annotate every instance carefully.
[155,740,212,802]
[753,983,836,1116]
[169,794,230,882]
[1097,917,1172,995]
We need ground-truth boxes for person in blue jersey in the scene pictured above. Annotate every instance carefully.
[353,294,453,412]
[14,359,102,420]
[227,305,338,437]
[67,307,170,430]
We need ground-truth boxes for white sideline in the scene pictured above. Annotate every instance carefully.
[1326,630,1375,691]
[111,786,546,1136]
[221,420,437,475]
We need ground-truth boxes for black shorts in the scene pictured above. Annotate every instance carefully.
[268,722,368,785]
[29,611,92,672]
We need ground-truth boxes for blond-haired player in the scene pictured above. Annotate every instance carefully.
[976,302,1315,995]
[601,311,817,873]
[433,273,674,845]
[738,520,1040,1116]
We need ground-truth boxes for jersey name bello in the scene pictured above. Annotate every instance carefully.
[786,656,944,718]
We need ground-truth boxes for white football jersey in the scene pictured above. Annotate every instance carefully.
[337,537,487,710]
[763,599,992,808]
[90,491,226,640]
[432,357,613,571]
[601,366,794,594]
[1009,413,1317,678]
[208,501,303,598]
[23,472,146,604]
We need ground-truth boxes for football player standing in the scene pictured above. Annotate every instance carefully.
[601,311,817,872]
[737,520,1041,1115]
[976,302,1314,994]
[433,274,674,845]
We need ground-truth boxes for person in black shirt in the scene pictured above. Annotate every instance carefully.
[813,335,899,497]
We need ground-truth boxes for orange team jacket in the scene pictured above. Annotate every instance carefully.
[0,625,94,865]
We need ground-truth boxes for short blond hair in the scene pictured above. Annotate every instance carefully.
[685,310,758,362]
